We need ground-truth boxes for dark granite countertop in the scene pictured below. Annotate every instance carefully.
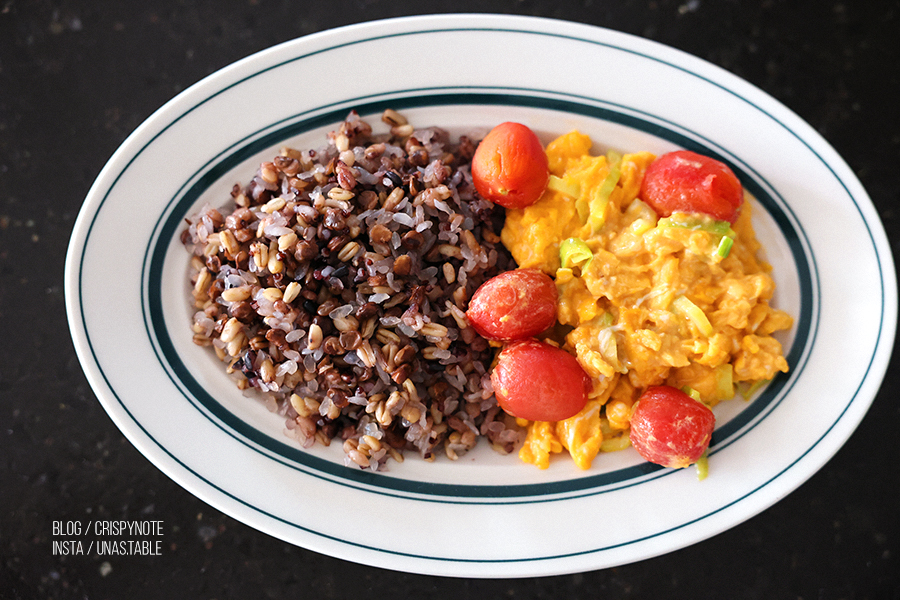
[2,1,898,598]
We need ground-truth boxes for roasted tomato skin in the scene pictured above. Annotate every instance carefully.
[471,122,550,209]
[640,150,743,224]
[629,385,716,469]
[466,269,558,341]
[491,340,590,422]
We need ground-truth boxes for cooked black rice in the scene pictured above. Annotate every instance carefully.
[183,110,524,470]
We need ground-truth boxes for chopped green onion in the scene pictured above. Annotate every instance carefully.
[595,151,622,200]
[671,295,714,337]
[715,364,735,400]
[587,194,609,233]
[597,310,615,328]
[658,213,737,260]
[596,327,627,374]
[588,151,622,233]
[681,386,702,402]
[597,328,618,363]
[657,213,735,237]
[575,197,591,222]
[739,379,770,400]
[716,235,734,258]
[695,451,709,481]
[559,237,593,270]
[547,174,581,198]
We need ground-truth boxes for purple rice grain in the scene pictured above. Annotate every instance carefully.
[183,110,525,470]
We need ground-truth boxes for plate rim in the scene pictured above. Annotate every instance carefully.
[142,91,815,501]
[64,13,897,577]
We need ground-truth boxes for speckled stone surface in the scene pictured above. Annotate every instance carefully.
[2,1,898,598]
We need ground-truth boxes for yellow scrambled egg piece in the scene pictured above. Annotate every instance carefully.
[501,131,794,470]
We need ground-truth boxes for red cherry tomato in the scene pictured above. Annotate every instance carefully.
[471,122,550,209]
[466,269,558,341]
[640,150,743,224]
[491,340,590,422]
[629,385,716,469]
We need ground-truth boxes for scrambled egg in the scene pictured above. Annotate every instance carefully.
[501,131,793,470]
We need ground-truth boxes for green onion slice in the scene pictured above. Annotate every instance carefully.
[597,310,615,328]
[588,151,622,233]
[739,379,770,400]
[559,237,593,270]
[681,386,702,402]
[547,174,581,199]
[671,295,714,337]
[695,451,709,481]
[714,363,735,400]
[657,213,735,237]
[716,235,734,258]
[596,327,627,374]
[658,213,736,260]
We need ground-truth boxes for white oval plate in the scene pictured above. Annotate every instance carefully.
[65,14,896,577]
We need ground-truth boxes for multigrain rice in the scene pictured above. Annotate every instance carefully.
[183,110,525,470]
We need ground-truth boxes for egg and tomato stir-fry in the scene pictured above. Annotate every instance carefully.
[467,123,793,471]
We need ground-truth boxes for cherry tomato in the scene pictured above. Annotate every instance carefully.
[471,122,550,209]
[640,150,743,224]
[629,385,716,469]
[466,269,558,341]
[491,340,590,422]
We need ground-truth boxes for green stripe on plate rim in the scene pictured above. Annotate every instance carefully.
[141,90,817,500]
[69,21,892,562]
